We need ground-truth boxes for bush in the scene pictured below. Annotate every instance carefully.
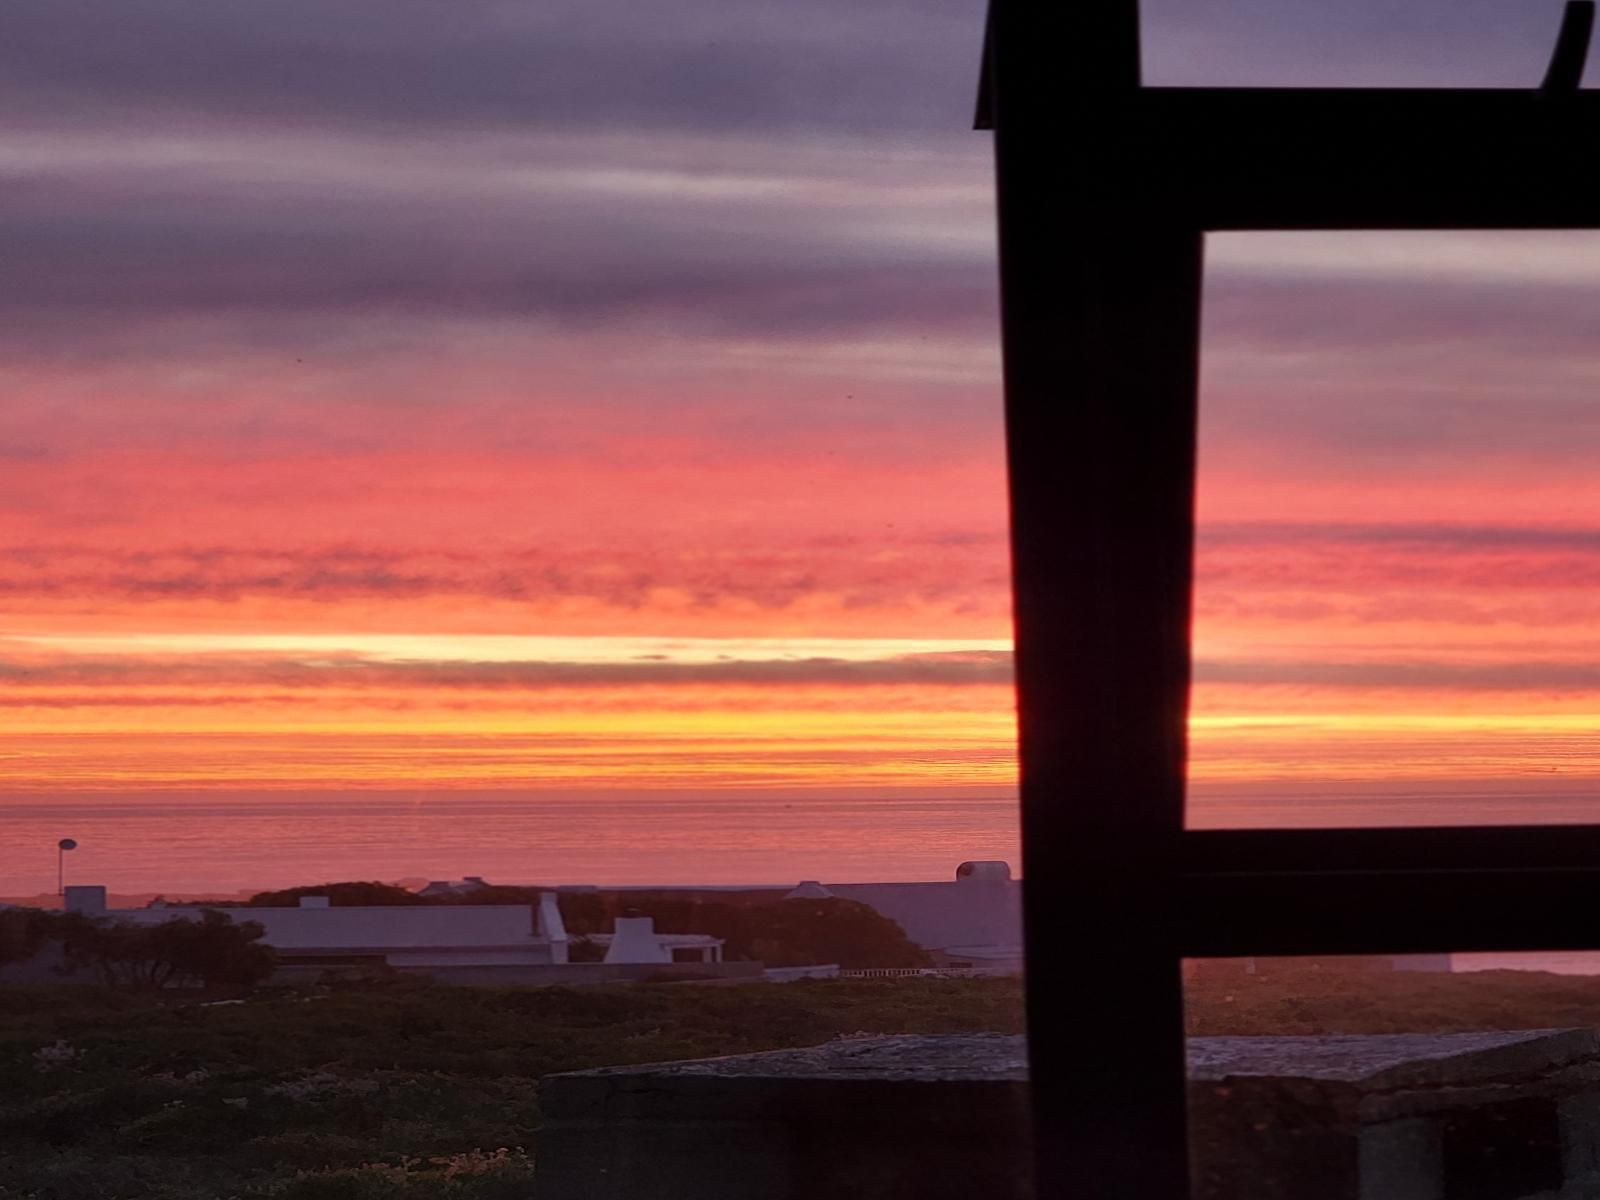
[245,883,425,908]
[2,908,275,991]
[555,893,927,968]
[745,899,929,969]
[75,910,276,990]
[0,910,100,968]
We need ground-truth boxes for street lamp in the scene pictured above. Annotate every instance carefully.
[57,838,77,896]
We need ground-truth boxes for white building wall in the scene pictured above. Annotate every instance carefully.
[824,862,1023,956]
[102,898,570,969]
[112,903,537,949]
[538,892,570,964]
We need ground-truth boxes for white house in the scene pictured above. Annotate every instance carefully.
[66,886,570,970]
[788,860,1024,973]
[62,885,726,975]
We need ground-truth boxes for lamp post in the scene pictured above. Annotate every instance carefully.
[57,838,77,896]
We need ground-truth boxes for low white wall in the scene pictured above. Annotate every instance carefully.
[764,964,840,982]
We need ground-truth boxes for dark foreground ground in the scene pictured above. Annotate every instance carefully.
[0,978,1023,1200]
[8,966,1600,1199]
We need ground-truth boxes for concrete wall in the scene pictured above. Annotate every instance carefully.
[540,1029,1600,1200]
[538,1034,1032,1200]
[933,947,1025,974]
[764,964,840,982]
[408,961,765,987]
[385,949,556,968]
[260,959,764,987]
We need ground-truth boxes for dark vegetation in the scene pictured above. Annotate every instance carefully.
[0,977,1024,1200]
[245,883,426,908]
[1185,960,1600,1037]
[0,908,275,991]
[11,957,1600,1198]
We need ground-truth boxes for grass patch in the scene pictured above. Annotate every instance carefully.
[1185,962,1600,1036]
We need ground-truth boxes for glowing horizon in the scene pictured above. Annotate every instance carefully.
[8,4,1600,884]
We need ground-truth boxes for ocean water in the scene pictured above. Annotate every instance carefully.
[1188,784,1600,830]
[0,789,1023,897]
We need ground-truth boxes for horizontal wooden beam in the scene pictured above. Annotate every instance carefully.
[1175,862,1600,957]
[1183,824,1600,874]
[1172,826,1600,956]
[1055,88,1600,229]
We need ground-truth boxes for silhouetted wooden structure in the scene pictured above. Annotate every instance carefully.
[979,3,1600,1196]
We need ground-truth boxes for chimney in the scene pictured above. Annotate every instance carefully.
[64,885,107,915]
[604,916,672,965]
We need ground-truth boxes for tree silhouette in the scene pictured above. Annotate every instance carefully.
[2,907,274,989]
[72,910,275,989]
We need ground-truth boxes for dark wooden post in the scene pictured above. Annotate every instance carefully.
[983,3,1600,1199]
[989,3,1200,1197]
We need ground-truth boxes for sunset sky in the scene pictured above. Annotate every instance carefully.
[5,1,1600,888]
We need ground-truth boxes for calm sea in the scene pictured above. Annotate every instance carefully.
[0,789,1022,897]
